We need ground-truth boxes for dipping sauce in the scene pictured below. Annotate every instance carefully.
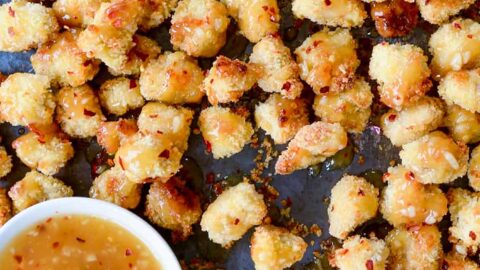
[0,215,161,270]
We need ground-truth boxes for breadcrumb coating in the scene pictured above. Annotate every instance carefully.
[0,188,12,228]
[250,225,307,270]
[438,68,480,113]
[96,119,138,155]
[52,0,107,27]
[417,0,476,25]
[328,175,379,239]
[200,182,267,247]
[275,121,348,175]
[400,131,469,184]
[292,0,367,28]
[333,235,389,270]
[99,77,145,116]
[0,146,12,179]
[294,29,359,95]
[444,104,480,144]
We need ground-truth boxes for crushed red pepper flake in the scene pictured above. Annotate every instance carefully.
[405,171,415,181]
[159,149,170,159]
[52,242,60,248]
[118,157,125,170]
[83,109,96,117]
[76,237,86,243]
[470,231,477,240]
[13,255,22,264]
[125,248,133,256]
[366,259,374,270]
[8,7,15,17]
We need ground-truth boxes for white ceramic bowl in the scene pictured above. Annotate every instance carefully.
[0,197,181,270]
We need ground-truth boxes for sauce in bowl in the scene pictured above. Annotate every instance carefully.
[0,215,161,270]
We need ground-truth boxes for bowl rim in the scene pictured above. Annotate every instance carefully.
[0,197,181,270]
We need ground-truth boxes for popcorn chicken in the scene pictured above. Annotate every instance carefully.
[429,19,480,78]
[380,166,448,227]
[417,0,476,25]
[442,251,480,270]
[222,0,280,43]
[294,29,359,95]
[250,225,307,270]
[170,0,229,57]
[31,30,100,87]
[200,182,267,247]
[0,188,11,227]
[333,236,389,270]
[89,166,142,209]
[444,104,480,144]
[275,121,348,175]
[0,147,12,179]
[108,34,161,76]
[137,102,193,152]
[12,132,74,176]
[328,175,379,239]
[198,106,254,159]
[447,188,480,255]
[52,0,107,27]
[438,68,480,113]
[140,51,204,104]
[369,43,432,109]
[114,132,183,183]
[56,84,105,138]
[249,35,303,99]
[203,56,258,105]
[77,0,143,70]
[386,225,443,269]
[99,77,144,116]
[8,171,73,214]
[255,94,309,144]
[370,0,418,38]
[96,119,138,155]
[313,77,373,133]
[145,177,202,238]
[381,96,445,146]
[139,0,178,30]
[0,73,55,127]
[292,0,367,28]
[399,131,469,184]
[0,0,59,52]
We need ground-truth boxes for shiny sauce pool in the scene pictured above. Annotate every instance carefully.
[0,215,161,270]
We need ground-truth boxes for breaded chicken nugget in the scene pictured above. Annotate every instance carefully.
[386,225,443,269]
[0,73,55,127]
[13,132,74,176]
[145,177,202,238]
[429,19,480,78]
[442,251,480,270]
[137,102,193,152]
[275,121,348,175]
[96,119,138,155]
[90,166,142,209]
[0,0,59,52]
[294,29,359,95]
[56,84,105,138]
[114,132,183,183]
[77,0,143,70]
[447,188,480,255]
[170,0,229,57]
[8,171,73,214]
[417,0,476,25]
[52,0,107,27]
[31,30,100,87]
[198,106,254,159]
[99,77,144,116]
[328,175,379,239]
[203,56,258,105]
[108,34,161,76]
[0,147,12,179]
[292,0,367,28]
[380,166,448,227]
[0,188,11,227]
[313,77,373,133]
[222,0,280,43]
[250,225,307,270]
[200,182,267,247]
[439,68,480,113]
[469,145,480,191]
[333,236,389,270]
[139,0,178,30]
[444,104,480,144]
[400,131,468,184]
[140,51,205,104]
[249,35,303,99]
[369,43,432,109]
[255,94,309,144]
[381,96,445,146]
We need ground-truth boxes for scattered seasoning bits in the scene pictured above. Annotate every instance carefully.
[125,248,133,256]
[76,237,86,243]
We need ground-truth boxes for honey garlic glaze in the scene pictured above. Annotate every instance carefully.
[0,215,162,270]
